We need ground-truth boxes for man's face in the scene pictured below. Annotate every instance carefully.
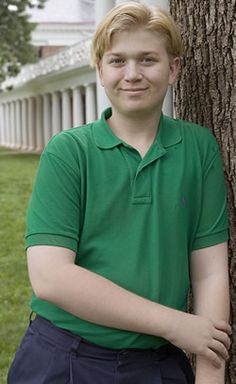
[98,28,180,118]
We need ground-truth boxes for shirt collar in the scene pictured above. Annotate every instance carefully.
[93,107,182,150]
[93,108,123,149]
[156,114,182,148]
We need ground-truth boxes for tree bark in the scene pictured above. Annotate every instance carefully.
[169,1,236,382]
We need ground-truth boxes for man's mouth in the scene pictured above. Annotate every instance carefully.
[121,88,148,93]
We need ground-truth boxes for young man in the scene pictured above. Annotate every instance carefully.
[8,3,231,384]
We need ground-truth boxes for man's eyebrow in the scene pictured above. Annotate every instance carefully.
[139,51,160,55]
[104,52,123,57]
[104,51,160,57]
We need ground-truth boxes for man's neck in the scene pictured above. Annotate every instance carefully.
[107,109,162,158]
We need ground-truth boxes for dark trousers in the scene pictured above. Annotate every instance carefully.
[8,315,194,384]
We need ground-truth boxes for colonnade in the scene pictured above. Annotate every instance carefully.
[0,0,170,152]
[0,83,96,152]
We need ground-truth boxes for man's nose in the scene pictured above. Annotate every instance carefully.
[124,61,142,81]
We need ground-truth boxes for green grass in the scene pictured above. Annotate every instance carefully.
[0,147,40,383]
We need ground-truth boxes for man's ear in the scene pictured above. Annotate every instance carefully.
[97,64,104,87]
[168,57,180,86]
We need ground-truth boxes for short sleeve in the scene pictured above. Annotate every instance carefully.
[25,134,81,252]
[192,144,228,250]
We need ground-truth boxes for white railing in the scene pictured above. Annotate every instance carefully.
[1,36,93,92]
[0,37,97,152]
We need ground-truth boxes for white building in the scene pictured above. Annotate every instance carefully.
[29,0,95,58]
[0,0,171,152]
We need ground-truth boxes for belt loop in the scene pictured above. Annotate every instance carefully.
[70,337,82,384]
[71,337,81,356]
[29,311,36,325]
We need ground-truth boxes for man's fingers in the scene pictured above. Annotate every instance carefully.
[214,320,232,335]
[209,339,229,361]
[214,329,231,350]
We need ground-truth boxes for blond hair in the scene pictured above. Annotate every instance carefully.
[91,2,183,66]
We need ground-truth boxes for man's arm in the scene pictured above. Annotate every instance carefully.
[191,242,231,384]
[27,245,230,365]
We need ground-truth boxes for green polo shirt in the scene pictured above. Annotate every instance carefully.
[26,108,228,349]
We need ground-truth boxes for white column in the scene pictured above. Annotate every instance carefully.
[162,86,173,117]
[141,0,169,8]
[0,104,2,146]
[95,0,115,24]
[1,104,7,146]
[28,97,36,151]
[96,71,110,118]
[10,101,16,148]
[21,99,28,150]
[0,103,5,146]
[85,83,97,123]
[72,87,84,126]
[5,103,10,147]
[8,102,13,147]
[62,89,72,130]
[43,94,52,145]
[15,100,22,149]
[95,0,114,116]
[12,101,18,148]
[52,91,61,136]
[35,95,44,152]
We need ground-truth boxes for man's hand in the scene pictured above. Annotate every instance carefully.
[167,311,231,367]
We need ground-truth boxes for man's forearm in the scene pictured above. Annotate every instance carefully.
[193,276,230,384]
[28,247,174,338]
[39,262,173,337]
[195,356,225,383]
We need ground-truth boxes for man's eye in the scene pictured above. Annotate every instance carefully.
[141,57,156,64]
[110,58,125,65]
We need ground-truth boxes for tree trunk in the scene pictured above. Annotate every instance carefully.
[169,1,236,382]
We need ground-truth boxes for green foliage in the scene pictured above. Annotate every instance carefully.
[0,148,39,382]
[0,0,47,83]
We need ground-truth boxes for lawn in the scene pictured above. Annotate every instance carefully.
[0,147,40,382]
